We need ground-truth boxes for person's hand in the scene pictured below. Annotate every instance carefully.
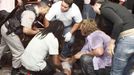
[47,1,53,7]
[32,26,40,34]
[107,39,115,57]
[17,0,23,6]
[108,43,115,57]
[64,32,72,42]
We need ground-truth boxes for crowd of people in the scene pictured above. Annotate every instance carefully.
[0,0,134,75]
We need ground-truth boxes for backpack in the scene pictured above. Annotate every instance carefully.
[4,4,36,35]
[0,10,10,27]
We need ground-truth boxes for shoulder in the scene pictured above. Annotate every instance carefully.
[46,33,58,41]
[48,1,61,12]
[22,10,35,16]
[71,3,79,10]
[45,33,59,49]
[87,31,104,39]
[46,33,54,38]
[52,1,62,7]
[93,30,108,37]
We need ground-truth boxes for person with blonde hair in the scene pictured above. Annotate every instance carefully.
[68,19,112,75]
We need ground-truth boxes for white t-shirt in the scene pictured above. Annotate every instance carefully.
[0,0,15,12]
[21,6,40,28]
[21,10,36,28]
[45,1,82,27]
[21,32,59,71]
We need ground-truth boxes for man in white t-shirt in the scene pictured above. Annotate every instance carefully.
[21,20,65,75]
[44,0,82,58]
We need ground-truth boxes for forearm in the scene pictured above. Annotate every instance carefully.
[43,18,49,28]
[23,28,39,35]
[53,55,64,72]
[17,0,22,3]
[70,23,80,34]
[70,51,94,64]
[54,64,64,72]
[17,0,23,5]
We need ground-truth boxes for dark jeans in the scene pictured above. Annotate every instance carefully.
[82,4,96,19]
[95,67,111,75]
[80,54,111,75]
[80,54,96,75]
[61,42,72,58]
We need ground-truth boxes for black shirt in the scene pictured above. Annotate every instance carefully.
[100,1,134,39]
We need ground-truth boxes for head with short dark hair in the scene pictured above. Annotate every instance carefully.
[63,0,73,7]
[80,19,99,36]
[91,0,107,14]
[61,0,73,12]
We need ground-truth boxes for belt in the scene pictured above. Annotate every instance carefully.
[120,28,134,37]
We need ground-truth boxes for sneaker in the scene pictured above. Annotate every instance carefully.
[11,68,20,75]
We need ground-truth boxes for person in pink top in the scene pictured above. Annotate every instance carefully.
[68,19,112,75]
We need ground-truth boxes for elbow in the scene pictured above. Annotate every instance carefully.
[23,28,29,34]
[94,50,104,56]
[116,21,124,26]
[96,52,103,56]
[54,62,61,66]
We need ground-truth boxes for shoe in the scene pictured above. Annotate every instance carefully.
[11,68,20,75]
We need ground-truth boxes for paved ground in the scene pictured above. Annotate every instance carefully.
[0,67,11,75]
[0,67,82,75]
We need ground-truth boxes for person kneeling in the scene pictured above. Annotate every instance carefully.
[21,20,66,75]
